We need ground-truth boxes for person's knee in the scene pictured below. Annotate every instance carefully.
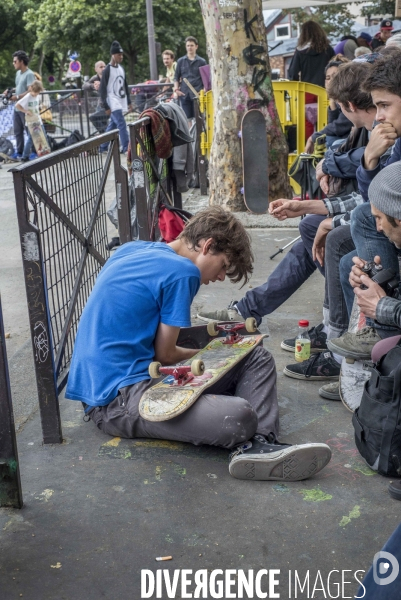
[220,398,258,449]
[351,203,371,230]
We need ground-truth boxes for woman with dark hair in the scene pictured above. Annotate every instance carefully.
[288,21,335,87]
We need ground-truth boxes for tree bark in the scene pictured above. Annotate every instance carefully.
[200,0,292,210]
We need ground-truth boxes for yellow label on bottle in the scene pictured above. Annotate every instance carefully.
[295,339,311,362]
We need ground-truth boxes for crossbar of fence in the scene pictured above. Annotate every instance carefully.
[11,131,131,444]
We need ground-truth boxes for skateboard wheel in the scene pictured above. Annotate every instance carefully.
[207,321,219,336]
[191,359,205,376]
[345,358,355,365]
[245,317,257,333]
[149,361,162,378]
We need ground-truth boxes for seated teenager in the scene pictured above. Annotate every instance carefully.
[66,207,331,482]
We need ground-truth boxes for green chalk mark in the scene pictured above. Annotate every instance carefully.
[353,463,376,476]
[300,487,332,502]
[340,505,361,527]
[165,534,174,543]
[273,483,290,493]
[174,465,186,477]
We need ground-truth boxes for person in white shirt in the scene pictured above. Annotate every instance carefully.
[99,41,132,153]
[15,80,45,162]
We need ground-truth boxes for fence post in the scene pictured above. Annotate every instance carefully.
[12,172,62,445]
[83,89,92,138]
[0,295,23,508]
[194,101,208,195]
[128,123,151,241]
[112,141,132,243]
[77,90,84,137]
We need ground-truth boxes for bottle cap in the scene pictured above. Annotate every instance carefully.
[298,320,309,327]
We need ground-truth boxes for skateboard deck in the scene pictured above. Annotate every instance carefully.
[0,152,18,163]
[339,357,372,412]
[26,117,51,157]
[139,333,266,422]
[176,322,260,350]
[241,109,269,215]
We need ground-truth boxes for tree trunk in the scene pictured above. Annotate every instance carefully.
[38,49,45,77]
[200,0,292,209]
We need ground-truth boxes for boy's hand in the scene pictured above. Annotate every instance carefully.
[269,199,304,220]
[349,255,381,288]
[312,217,332,267]
[363,122,397,170]
[354,277,386,319]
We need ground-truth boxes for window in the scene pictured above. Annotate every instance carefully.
[275,24,290,40]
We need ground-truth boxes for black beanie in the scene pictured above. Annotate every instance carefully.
[110,40,123,55]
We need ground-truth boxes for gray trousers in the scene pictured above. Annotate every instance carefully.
[14,109,26,155]
[88,346,279,449]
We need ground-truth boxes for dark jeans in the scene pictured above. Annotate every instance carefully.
[323,225,355,339]
[339,203,401,335]
[88,346,279,448]
[236,215,351,336]
[13,109,26,155]
[237,214,326,325]
[100,109,129,152]
[180,95,195,119]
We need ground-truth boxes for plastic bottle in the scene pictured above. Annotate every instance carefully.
[295,320,311,362]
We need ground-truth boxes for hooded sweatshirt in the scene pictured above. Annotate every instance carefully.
[288,45,335,88]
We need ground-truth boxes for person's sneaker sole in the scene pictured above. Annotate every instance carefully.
[229,443,331,481]
[326,339,372,360]
[280,341,325,353]
[283,366,339,381]
[196,313,244,324]
[319,382,340,400]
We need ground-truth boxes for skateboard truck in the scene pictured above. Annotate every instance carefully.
[149,359,205,385]
[206,317,257,344]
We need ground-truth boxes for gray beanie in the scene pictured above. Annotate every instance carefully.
[368,162,401,219]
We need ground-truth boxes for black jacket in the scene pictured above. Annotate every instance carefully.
[288,46,335,88]
[100,63,131,112]
[311,106,352,142]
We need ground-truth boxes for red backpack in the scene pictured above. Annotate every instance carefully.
[158,205,192,243]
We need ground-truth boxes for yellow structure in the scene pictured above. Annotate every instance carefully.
[199,82,329,194]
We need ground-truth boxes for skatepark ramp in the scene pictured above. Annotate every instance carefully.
[10,132,132,444]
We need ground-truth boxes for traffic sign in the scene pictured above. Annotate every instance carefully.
[69,60,81,73]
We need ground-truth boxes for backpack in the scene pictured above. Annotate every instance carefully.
[0,137,14,161]
[352,340,401,477]
[158,204,192,243]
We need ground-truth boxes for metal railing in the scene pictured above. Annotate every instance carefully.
[11,131,131,444]
[0,294,23,508]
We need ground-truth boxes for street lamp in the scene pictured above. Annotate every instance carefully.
[146,0,158,80]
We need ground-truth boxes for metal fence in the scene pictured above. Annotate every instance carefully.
[0,294,23,508]
[12,131,131,444]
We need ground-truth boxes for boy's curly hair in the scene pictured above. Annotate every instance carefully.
[179,206,254,285]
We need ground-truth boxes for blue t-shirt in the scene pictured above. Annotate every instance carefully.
[65,242,200,406]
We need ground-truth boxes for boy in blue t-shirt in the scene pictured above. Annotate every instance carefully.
[66,206,331,481]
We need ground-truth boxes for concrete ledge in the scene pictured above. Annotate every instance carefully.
[182,189,300,228]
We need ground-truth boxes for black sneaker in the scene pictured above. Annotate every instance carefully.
[389,480,401,501]
[283,351,340,380]
[281,323,328,353]
[229,434,331,481]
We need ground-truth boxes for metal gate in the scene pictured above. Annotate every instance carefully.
[12,132,131,444]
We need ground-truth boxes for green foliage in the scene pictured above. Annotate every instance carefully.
[285,6,356,39]
[360,1,395,18]
[0,0,39,89]
[0,0,206,88]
